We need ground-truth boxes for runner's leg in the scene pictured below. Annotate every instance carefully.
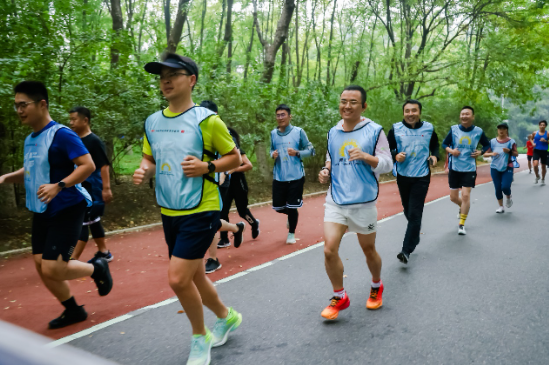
[323,222,348,291]
[357,233,381,282]
[491,168,504,206]
[168,257,209,335]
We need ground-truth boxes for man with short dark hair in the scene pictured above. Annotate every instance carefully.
[532,120,548,184]
[0,81,113,329]
[387,99,439,264]
[441,106,491,235]
[270,104,314,244]
[318,85,392,320]
[69,106,114,262]
[133,53,243,365]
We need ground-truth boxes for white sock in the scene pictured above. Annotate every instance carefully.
[371,280,381,288]
[333,288,346,298]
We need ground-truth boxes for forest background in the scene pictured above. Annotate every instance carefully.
[0,0,548,248]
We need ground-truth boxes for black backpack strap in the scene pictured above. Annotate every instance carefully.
[203,149,217,159]
[204,173,218,186]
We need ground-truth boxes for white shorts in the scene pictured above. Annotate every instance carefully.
[324,203,377,235]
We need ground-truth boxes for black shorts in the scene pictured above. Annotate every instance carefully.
[533,149,549,166]
[448,169,477,189]
[32,200,87,262]
[272,177,305,211]
[527,155,533,162]
[162,211,222,260]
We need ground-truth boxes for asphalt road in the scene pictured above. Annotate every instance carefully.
[67,170,548,364]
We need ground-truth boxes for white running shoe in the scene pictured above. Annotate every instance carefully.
[286,233,296,244]
[505,196,513,208]
[458,225,466,235]
[496,206,505,214]
[542,179,545,185]
[535,176,540,184]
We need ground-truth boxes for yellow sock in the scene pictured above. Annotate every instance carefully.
[459,213,467,226]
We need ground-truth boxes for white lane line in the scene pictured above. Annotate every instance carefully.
[45,315,134,348]
[246,262,273,272]
[140,298,178,310]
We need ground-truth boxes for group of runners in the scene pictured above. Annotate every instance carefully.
[0,52,545,365]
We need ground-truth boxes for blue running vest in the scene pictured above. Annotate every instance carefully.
[328,122,382,205]
[394,121,434,177]
[490,138,516,172]
[145,106,216,210]
[271,126,305,181]
[534,131,548,150]
[449,125,484,172]
[23,123,91,213]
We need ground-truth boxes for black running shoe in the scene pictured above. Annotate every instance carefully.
[91,258,113,296]
[397,251,409,264]
[205,258,222,274]
[251,219,260,239]
[88,250,114,264]
[217,239,231,248]
[233,222,246,248]
[48,306,88,329]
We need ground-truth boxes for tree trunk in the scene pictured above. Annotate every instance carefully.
[199,0,207,54]
[217,0,226,43]
[325,0,337,87]
[253,0,296,84]
[166,0,191,53]
[254,141,271,183]
[243,19,255,79]
[109,0,124,68]
[164,0,171,43]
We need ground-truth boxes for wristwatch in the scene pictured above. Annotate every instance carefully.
[57,181,66,189]
[296,151,300,157]
[207,161,216,173]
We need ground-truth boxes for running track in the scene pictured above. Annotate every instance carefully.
[0,157,529,340]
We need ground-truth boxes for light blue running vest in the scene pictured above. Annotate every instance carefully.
[23,123,91,213]
[449,125,484,172]
[394,121,434,177]
[145,106,216,210]
[271,126,305,182]
[328,122,382,205]
[490,138,516,172]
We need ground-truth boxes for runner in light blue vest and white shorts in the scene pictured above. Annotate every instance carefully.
[270,104,315,244]
[318,85,392,320]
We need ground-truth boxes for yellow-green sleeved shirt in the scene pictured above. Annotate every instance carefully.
[142,107,235,216]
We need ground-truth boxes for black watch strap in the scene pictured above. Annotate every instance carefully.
[207,161,216,173]
[57,181,66,189]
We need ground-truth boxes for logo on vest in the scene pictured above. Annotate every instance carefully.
[458,136,472,145]
[339,139,360,157]
[151,129,185,133]
[160,163,174,176]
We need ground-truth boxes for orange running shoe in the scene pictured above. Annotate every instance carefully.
[366,282,383,310]
[321,294,350,320]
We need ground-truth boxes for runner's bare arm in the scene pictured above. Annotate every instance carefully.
[228,154,253,174]
[37,154,96,204]
[133,154,156,185]
[182,147,241,177]
[100,164,113,203]
[0,168,25,184]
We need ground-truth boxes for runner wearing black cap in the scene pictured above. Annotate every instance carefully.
[134,53,243,365]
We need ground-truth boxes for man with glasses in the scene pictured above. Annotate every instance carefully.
[133,53,242,365]
[270,104,315,244]
[318,85,392,320]
[387,100,439,264]
[0,81,113,329]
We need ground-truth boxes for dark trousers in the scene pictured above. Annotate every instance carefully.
[397,174,430,255]
[490,167,513,200]
[220,177,257,241]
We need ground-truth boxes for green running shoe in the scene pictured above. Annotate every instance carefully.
[212,307,242,347]
[186,328,213,365]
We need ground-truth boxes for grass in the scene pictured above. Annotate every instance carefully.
[113,144,143,175]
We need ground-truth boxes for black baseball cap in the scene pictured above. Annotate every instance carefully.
[497,122,509,129]
[144,53,199,80]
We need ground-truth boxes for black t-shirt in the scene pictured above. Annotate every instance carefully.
[81,133,110,170]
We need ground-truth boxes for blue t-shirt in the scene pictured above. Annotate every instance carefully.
[534,131,548,150]
[32,121,90,217]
